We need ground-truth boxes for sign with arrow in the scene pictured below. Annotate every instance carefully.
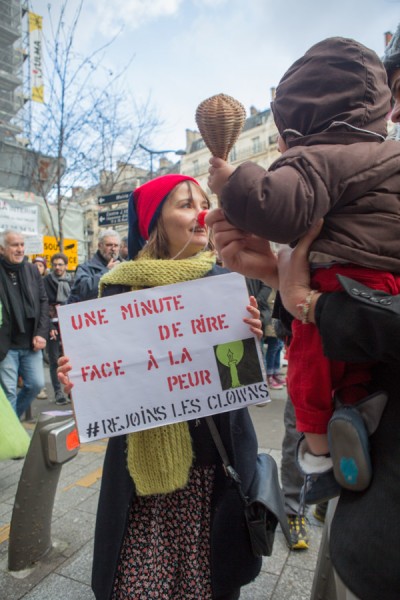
[97,191,131,205]
[98,207,128,226]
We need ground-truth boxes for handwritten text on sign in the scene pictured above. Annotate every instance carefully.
[58,272,269,443]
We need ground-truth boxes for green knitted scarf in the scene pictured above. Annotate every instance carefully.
[100,249,217,495]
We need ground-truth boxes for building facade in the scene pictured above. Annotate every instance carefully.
[0,0,25,142]
[0,1,81,262]
[74,162,148,258]
[77,104,280,258]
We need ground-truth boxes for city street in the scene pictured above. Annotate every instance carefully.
[0,4,396,597]
[0,366,324,599]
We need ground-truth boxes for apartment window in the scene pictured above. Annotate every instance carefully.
[252,136,261,154]
[268,133,278,146]
[192,160,199,176]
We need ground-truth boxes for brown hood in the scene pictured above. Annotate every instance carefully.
[271,37,391,147]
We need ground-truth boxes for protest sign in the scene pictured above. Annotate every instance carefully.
[58,272,269,443]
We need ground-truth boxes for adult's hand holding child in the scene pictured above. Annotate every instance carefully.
[206,208,279,287]
[278,219,324,322]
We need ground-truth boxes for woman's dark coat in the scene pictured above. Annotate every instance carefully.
[91,265,262,599]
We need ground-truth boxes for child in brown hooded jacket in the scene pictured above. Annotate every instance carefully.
[207,37,400,501]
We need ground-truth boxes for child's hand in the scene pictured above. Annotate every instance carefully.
[208,157,235,196]
[57,355,74,395]
[243,296,263,340]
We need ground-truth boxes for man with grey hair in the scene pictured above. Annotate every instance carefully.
[68,229,121,303]
[0,230,48,417]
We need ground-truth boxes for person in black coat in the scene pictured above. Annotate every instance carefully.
[208,213,400,600]
[278,229,400,600]
[67,229,121,303]
[0,230,48,417]
[44,252,73,405]
[59,174,264,600]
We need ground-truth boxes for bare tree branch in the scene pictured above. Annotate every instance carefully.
[28,0,161,249]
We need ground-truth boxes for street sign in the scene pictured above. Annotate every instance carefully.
[30,236,79,270]
[97,191,131,205]
[98,207,128,226]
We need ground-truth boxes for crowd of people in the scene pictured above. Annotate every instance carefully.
[1,23,399,600]
[0,226,125,415]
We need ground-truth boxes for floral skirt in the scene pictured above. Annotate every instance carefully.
[111,465,216,599]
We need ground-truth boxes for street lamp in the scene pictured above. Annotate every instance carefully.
[139,144,186,178]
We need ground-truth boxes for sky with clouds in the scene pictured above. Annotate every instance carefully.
[31,0,399,157]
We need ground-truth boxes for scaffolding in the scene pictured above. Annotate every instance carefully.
[0,0,25,141]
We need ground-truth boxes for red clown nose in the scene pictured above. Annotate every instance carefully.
[197,210,208,228]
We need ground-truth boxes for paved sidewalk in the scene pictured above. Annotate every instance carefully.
[0,367,324,599]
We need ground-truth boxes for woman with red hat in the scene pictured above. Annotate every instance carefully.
[59,174,263,600]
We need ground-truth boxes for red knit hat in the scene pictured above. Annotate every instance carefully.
[128,174,199,258]
[134,174,199,240]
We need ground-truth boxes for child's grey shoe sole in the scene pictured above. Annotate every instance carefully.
[328,406,371,491]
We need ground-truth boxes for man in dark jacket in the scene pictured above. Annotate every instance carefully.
[0,230,48,417]
[277,227,400,600]
[68,229,121,303]
[208,40,400,586]
[44,252,72,405]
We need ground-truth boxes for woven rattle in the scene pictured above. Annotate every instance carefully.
[195,93,246,160]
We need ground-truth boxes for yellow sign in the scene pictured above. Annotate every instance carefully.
[32,86,44,103]
[31,237,79,270]
[28,12,42,31]
[29,12,44,104]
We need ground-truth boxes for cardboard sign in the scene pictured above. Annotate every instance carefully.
[58,272,269,443]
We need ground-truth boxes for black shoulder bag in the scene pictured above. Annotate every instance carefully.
[206,416,291,557]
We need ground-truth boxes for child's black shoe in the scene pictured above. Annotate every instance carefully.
[296,436,341,507]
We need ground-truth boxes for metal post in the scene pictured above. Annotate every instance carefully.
[24,405,32,421]
[138,144,186,180]
[310,498,338,600]
[8,412,79,572]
